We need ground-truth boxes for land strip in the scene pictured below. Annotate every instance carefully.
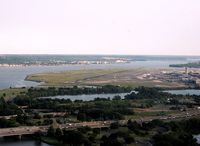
[25,68,187,88]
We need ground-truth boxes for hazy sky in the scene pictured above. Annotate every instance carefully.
[0,0,200,55]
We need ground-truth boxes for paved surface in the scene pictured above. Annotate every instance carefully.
[0,111,200,137]
[0,121,112,137]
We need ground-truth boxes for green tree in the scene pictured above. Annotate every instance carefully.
[47,126,55,137]
[55,128,63,141]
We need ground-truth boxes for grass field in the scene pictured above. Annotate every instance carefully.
[25,68,185,88]
[0,88,27,100]
[26,69,125,86]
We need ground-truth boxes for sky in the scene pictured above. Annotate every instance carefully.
[0,0,200,55]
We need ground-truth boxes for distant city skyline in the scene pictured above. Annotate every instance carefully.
[0,0,200,55]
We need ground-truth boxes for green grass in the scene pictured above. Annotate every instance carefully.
[0,88,27,100]
[26,69,125,86]
[25,68,176,88]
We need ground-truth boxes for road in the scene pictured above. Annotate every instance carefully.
[0,111,200,137]
[0,121,112,137]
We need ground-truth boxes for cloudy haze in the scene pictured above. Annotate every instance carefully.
[0,0,200,55]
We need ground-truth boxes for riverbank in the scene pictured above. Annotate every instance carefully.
[41,137,62,146]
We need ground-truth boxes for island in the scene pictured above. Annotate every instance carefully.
[170,62,200,68]
[1,86,200,146]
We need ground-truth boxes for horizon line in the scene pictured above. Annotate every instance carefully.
[0,54,200,57]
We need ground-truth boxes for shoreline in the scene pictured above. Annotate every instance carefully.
[0,61,130,68]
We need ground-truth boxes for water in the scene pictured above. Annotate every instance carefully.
[0,55,194,64]
[164,89,200,96]
[41,92,129,101]
[0,58,138,146]
[0,55,198,146]
[0,59,188,89]
[0,139,51,146]
[194,135,200,144]
[42,90,200,101]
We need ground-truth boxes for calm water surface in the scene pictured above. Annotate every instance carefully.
[0,60,187,89]
[165,89,200,95]
[44,89,200,101]
[194,135,200,144]
[0,58,196,146]
[0,140,52,146]
[41,92,129,101]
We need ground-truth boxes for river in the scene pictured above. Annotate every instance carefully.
[194,135,200,144]
[0,60,187,89]
[0,58,197,146]
[0,139,51,146]
[164,89,200,96]
[41,92,129,101]
[41,89,200,101]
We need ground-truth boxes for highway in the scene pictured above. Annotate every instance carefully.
[0,111,200,137]
[0,121,112,137]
